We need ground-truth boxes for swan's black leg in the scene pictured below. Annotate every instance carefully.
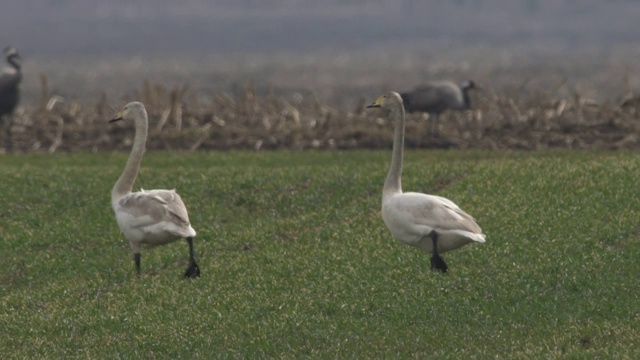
[429,231,448,273]
[184,237,201,279]
[134,253,141,275]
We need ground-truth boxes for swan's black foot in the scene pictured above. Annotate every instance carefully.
[430,254,448,273]
[184,260,201,279]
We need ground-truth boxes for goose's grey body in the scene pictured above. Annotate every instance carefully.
[400,80,478,134]
[0,46,22,118]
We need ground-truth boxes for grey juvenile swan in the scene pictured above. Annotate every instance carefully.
[367,92,485,272]
[110,102,200,278]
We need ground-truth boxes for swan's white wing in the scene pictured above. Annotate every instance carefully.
[396,192,482,234]
[140,189,192,227]
[117,190,193,236]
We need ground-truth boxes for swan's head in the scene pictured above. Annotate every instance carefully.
[366,92,404,111]
[110,101,147,123]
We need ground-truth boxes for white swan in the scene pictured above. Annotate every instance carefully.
[110,102,200,278]
[367,92,485,272]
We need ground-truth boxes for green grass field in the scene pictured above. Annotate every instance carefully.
[1,150,639,358]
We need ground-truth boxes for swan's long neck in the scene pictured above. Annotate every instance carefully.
[112,114,148,203]
[383,102,405,199]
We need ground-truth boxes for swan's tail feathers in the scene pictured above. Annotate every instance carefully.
[451,230,486,244]
[472,233,487,243]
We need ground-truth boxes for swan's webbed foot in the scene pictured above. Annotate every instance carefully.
[184,260,201,278]
[430,254,448,273]
[429,230,448,273]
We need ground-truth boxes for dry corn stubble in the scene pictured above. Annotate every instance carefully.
[3,78,640,153]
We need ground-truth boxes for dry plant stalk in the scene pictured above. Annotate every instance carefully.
[3,80,640,153]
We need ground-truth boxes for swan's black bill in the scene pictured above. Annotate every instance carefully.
[109,116,123,123]
[366,103,380,108]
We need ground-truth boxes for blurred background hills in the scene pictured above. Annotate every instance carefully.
[2,0,639,55]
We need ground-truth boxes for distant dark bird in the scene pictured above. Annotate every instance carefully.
[0,46,22,151]
[0,46,22,117]
[400,80,480,135]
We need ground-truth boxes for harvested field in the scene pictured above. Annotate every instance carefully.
[5,80,640,153]
[3,49,640,153]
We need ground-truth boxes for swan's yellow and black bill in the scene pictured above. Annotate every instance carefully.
[366,95,384,108]
[110,111,124,123]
